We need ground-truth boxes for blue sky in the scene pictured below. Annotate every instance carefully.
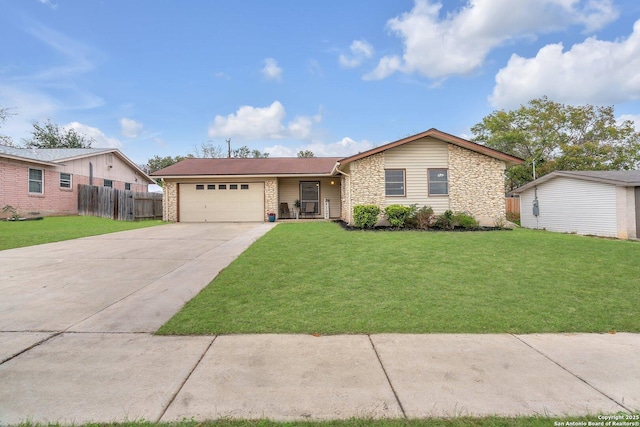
[1,0,640,165]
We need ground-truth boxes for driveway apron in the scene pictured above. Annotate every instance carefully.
[0,222,276,334]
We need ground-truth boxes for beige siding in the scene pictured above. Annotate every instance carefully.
[383,137,449,212]
[519,177,618,237]
[58,154,147,191]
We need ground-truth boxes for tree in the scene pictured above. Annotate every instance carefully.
[193,142,224,158]
[297,150,315,158]
[144,154,192,186]
[232,145,269,158]
[472,97,640,189]
[23,119,94,148]
[0,105,15,146]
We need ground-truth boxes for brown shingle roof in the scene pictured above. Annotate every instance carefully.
[151,157,341,177]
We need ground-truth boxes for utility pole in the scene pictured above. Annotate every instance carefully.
[226,138,231,158]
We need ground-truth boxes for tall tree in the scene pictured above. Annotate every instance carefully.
[23,119,94,148]
[144,154,192,186]
[297,149,315,158]
[472,97,640,189]
[0,105,15,146]
[193,142,224,158]
[232,145,269,158]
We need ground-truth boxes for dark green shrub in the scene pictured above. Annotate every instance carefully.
[433,210,454,230]
[453,211,479,229]
[409,205,434,229]
[353,204,380,229]
[384,204,416,228]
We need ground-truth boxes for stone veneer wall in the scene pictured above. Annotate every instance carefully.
[264,178,278,221]
[343,153,385,224]
[163,181,178,222]
[448,145,506,225]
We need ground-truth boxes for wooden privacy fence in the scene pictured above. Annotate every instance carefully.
[505,197,520,215]
[78,184,162,221]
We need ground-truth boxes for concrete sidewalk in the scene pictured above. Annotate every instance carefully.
[0,223,638,424]
[0,332,638,424]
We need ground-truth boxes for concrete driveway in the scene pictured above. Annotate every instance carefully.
[0,222,276,335]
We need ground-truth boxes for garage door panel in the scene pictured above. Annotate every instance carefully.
[180,183,264,222]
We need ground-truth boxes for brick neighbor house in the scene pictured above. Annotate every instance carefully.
[151,128,523,226]
[0,145,154,218]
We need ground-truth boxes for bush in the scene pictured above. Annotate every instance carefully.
[408,205,434,229]
[433,210,454,230]
[353,204,380,229]
[453,211,479,230]
[384,204,416,228]
[506,211,521,226]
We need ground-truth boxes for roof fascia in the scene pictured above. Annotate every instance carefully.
[0,153,59,167]
[511,171,640,194]
[339,128,523,167]
[156,172,338,180]
[56,149,154,184]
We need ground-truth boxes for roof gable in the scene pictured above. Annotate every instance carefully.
[338,128,523,167]
[512,170,640,193]
[151,157,342,177]
[0,145,155,184]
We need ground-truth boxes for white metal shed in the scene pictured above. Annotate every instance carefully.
[511,170,640,239]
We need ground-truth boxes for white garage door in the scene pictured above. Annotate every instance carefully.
[180,182,264,222]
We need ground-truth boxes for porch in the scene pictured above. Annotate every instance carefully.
[276,177,341,220]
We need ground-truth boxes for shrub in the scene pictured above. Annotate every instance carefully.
[408,205,434,229]
[384,204,416,228]
[353,204,380,229]
[433,210,454,230]
[453,211,479,230]
[506,211,521,226]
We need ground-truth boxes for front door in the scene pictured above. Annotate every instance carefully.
[300,181,319,215]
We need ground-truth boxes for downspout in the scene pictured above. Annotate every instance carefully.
[333,162,350,223]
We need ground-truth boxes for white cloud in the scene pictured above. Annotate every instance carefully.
[38,0,58,9]
[265,137,374,158]
[339,40,374,68]
[618,114,640,132]
[490,19,640,108]
[120,118,143,138]
[208,101,321,141]
[214,71,230,80]
[366,0,619,80]
[64,122,123,149]
[261,58,283,82]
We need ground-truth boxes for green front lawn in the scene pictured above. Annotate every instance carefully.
[158,222,640,335]
[0,216,164,251]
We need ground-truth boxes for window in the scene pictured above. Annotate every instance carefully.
[385,169,405,196]
[29,168,43,194]
[241,184,249,190]
[196,184,205,190]
[229,184,238,190]
[60,172,72,189]
[124,183,131,190]
[218,184,227,190]
[103,179,113,188]
[428,169,448,195]
[207,184,215,190]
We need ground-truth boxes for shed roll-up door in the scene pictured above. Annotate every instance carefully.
[179,182,264,222]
